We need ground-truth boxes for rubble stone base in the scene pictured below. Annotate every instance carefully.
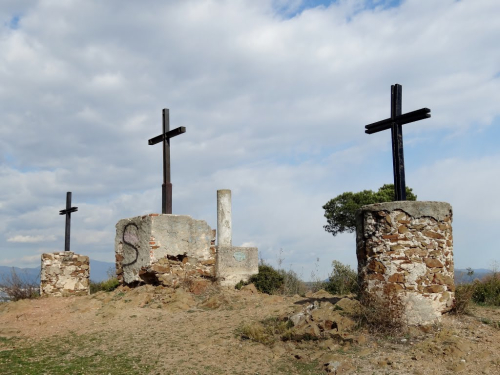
[356,201,454,325]
[40,252,90,297]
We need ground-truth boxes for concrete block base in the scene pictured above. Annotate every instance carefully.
[115,214,216,286]
[216,246,259,287]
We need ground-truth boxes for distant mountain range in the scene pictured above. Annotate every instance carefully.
[0,259,115,284]
[0,264,495,288]
[454,268,495,284]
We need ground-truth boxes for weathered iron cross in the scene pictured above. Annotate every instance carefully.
[364,84,431,200]
[59,192,78,252]
[148,108,186,214]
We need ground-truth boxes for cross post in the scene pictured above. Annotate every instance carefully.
[364,84,431,201]
[59,192,78,252]
[148,108,186,214]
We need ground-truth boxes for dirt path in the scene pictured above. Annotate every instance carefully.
[1,286,500,374]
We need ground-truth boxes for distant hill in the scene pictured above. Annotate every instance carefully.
[0,264,494,288]
[455,268,494,284]
[0,259,115,284]
[89,260,116,282]
[0,266,40,283]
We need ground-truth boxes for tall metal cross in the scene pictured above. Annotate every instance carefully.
[364,84,431,201]
[148,108,186,214]
[59,192,78,252]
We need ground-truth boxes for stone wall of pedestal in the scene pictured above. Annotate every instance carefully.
[115,214,216,289]
[40,252,90,297]
[356,201,454,325]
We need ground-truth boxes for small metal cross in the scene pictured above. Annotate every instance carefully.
[364,84,431,200]
[148,108,186,214]
[59,192,78,252]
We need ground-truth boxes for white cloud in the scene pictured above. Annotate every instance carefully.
[7,234,56,243]
[0,254,43,267]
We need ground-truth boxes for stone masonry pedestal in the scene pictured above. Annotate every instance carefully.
[356,201,454,325]
[40,252,90,297]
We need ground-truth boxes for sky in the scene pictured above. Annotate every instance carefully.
[1,0,499,280]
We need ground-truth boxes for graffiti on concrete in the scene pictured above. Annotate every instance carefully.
[122,223,139,267]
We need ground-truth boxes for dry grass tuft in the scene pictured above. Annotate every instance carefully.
[451,283,476,315]
[238,317,294,345]
[0,268,39,301]
[356,292,407,336]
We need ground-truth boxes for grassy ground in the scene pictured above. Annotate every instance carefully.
[0,334,144,375]
[0,332,324,375]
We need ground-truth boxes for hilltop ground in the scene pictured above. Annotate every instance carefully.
[0,285,499,375]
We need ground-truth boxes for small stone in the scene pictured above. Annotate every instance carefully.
[324,361,341,373]
[388,273,404,283]
[189,279,212,295]
[395,213,406,221]
[382,234,399,240]
[367,260,386,274]
[385,215,393,225]
[390,244,404,251]
[241,283,258,294]
[151,264,171,273]
[398,225,409,234]
[201,259,215,265]
[366,272,385,281]
[290,312,306,327]
[423,285,444,293]
[294,323,321,339]
[422,230,444,239]
[424,258,444,268]
[383,283,404,293]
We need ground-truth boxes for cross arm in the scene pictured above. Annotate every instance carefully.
[365,108,431,134]
[148,126,186,145]
[59,207,78,215]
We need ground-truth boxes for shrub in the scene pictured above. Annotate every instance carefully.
[90,277,120,294]
[0,268,39,301]
[234,280,246,290]
[248,264,284,295]
[236,266,306,296]
[451,283,476,315]
[324,260,359,295]
[278,269,307,296]
[472,274,500,306]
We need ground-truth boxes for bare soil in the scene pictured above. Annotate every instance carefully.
[1,285,500,374]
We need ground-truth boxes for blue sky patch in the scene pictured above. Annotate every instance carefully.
[7,14,21,29]
[275,0,404,19]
